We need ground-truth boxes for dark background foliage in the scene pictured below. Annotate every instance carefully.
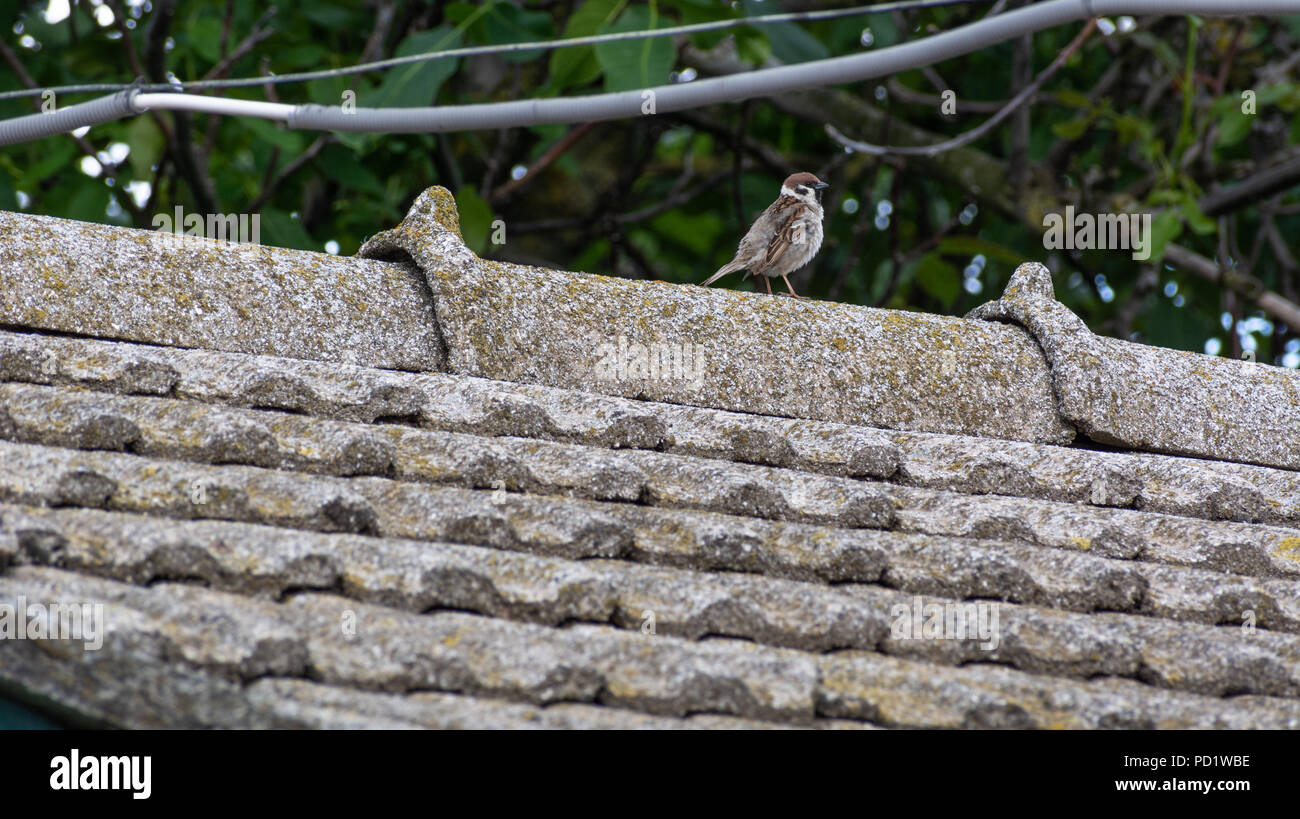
[3,0,1299,367]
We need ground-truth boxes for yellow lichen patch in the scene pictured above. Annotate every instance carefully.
[1068,536,1091,551]
[1273,537,1300,565]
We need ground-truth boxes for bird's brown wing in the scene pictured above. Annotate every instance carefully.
[754,198,811,276]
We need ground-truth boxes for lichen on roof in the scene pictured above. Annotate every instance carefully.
[3,191,1300,730]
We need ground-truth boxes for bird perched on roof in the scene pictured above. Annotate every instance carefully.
[701,171,829,298]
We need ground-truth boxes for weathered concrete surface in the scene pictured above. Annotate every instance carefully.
[0,209,445,371]
[6,438,1300,621]
[4,566,1298,729]
[7,198,1300,730]
[7,503,1300,696]
[971,262,1300,471]
[5,380,1300,579]
[5,329,1300,531]
[360,187,1074,444]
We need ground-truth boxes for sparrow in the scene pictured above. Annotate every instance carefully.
[702,172,830,298]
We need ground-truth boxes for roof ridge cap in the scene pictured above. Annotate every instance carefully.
[969,262,1300,470]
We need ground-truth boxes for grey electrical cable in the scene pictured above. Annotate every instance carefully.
[0,90,139,146]
[0,0,1297,147]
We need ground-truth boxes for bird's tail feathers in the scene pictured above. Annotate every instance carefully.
[701,260,745,287]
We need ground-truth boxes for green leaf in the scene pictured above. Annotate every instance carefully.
[595,6,674,93]
[16,141,76,189]
[126,116,165,178]
[665,0,737,49]
[306,76,351,109]
[1055,89,1092,108]
[936,236,1023,267]
[1132,31,1182,74]
[443,2,479,24]
[65,181,111,223]
[188,16,224,63]
[1177,193,1216,235]
[278,45,331,69]
[1052,116,1092,140]
[0,175,16,211]
[651,209,722,256]
[455,186,494,255]
[1147,209,1184,262]
[302,4,354,28]
[1215,108,1252,148]
[734,27,771,65]
[479,3,555,63]
[363,27,462,108]
[1113,114,1151,145]
[259,208,315,251]
[319,144,385,196]
[237,117,302,155]
[1256,81,1299,106]
[914,253,960,308]
[742,0,828,64]
[548,0,623,93]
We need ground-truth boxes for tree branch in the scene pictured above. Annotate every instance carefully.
[826,19,1096,158]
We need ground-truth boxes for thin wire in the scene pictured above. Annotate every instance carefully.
[0,0,988,102]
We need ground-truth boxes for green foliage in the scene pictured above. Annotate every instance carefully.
[0,3,1296,366]
[594,4,673,93]
[546,0,624,94]
[364,26,463,108]
[455,186,495,255]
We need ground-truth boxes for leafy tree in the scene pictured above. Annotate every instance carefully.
[3,0,1299,367]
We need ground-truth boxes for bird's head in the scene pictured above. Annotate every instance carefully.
[781,172,830,205]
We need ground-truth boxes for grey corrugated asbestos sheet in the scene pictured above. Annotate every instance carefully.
[1,187,1299,729]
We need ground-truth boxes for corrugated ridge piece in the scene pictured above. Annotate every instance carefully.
[0,209,445,372]
[359,186,1074,445]
[970,261,1300,471]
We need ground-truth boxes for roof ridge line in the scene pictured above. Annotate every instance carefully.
[355,186,1075,446]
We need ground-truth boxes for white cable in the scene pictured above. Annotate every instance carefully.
[131,93,294,121]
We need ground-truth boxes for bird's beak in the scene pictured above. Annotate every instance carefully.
[814,181,830,190]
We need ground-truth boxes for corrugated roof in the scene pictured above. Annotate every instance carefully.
[1,187,1298,729]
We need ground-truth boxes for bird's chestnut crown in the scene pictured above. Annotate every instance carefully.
[782,172,830,202]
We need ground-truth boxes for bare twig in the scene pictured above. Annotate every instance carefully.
[1164,243,1300,330]
[103,0,146,77]
[247,135,330,212]
[512,165,741,234]
[884,78,1016,114]
[1200,153,1300,217]
[668,110,793,176]
[199,9,278,82]
[828,19,1097,157]
[488,121,594,204]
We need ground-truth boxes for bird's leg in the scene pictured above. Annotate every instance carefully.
[763,276,774,296]
[780,274,809,299]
